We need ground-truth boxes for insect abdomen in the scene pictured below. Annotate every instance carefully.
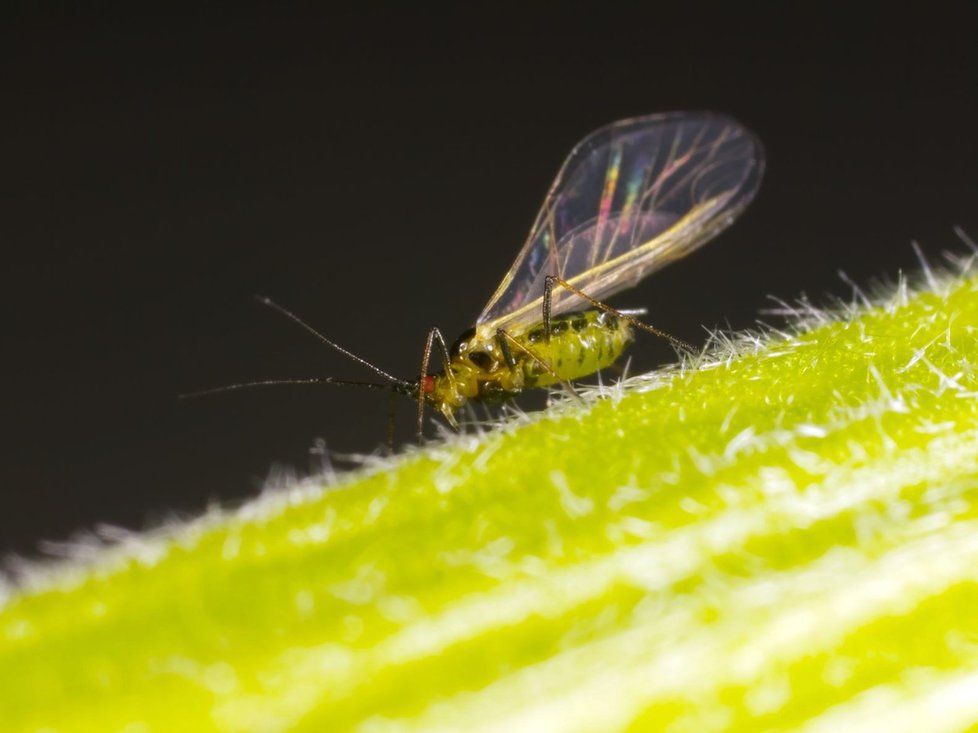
[518,310,632,387]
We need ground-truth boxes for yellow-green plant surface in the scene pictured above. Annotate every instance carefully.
[6,264,978,732]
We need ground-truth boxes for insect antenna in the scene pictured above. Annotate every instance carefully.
[179,377,391,400]
[255,295,408,387]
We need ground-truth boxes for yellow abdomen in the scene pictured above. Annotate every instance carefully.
[513,310,633,388]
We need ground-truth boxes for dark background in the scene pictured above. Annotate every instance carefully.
[3,5,976,557]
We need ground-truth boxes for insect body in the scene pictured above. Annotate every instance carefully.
[188,111,764,445]
[425,309,633,426]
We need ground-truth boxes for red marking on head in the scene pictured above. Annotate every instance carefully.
[421,375,436,394]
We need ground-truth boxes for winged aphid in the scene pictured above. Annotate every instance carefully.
[187,112,764,444]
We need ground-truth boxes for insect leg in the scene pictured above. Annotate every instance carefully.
[495,330,517,370]
[543,275,555,341]
[429,327,457,392]
[496,328,582,402]
[540,196,565,343]
[542,276,643,337]
[417,326,458,440]
[543,275,695,354]
[417,328,435,440]
[386,390,397,454]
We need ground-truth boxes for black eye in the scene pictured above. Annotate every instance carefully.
[450,327,477,358]
[469,351,492,370]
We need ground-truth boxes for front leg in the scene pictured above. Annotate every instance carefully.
[417,326,458,440]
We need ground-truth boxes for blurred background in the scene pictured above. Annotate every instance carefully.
[3,5,976,556]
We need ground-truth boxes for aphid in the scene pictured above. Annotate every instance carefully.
[187,111,764,445]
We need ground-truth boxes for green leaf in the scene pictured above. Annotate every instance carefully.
[5,257,978,732]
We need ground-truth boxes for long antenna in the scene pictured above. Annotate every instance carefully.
[255,295,404,385]
[179,376,389,400]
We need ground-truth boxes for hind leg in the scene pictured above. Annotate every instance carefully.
[543,275,694,354]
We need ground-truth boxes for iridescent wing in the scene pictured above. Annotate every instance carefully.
[477,111,764,333]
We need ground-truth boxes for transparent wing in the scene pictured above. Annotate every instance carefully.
[477,111,764,332]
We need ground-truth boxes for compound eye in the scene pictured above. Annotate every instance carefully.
[468,350,492,370]
[450,327,477,358]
